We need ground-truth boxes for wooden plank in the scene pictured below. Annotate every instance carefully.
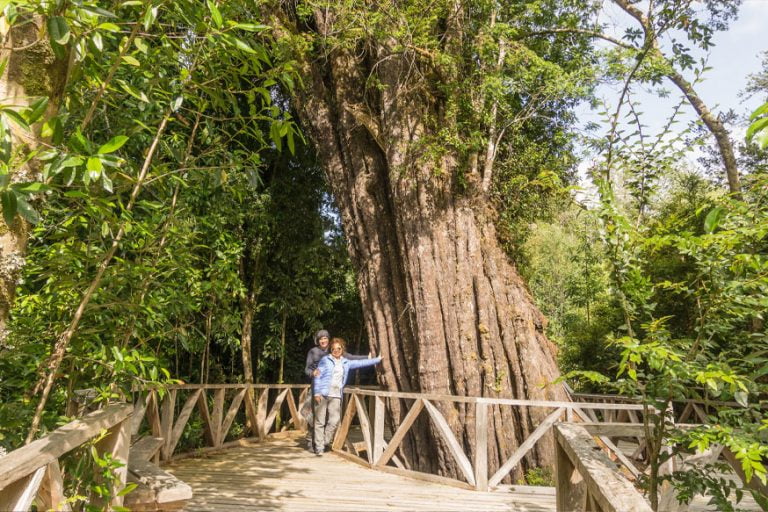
[263,388,289,435]
[573,412,641,479]
[256,388,269,439]
[375,399,424,467]
[474,402,489,491]
[128,458,193,503]
[243,388,259,436]
[37,460,70,512]
[677,402,694,423]
[146,391,162,437]
[332,397,357,451]
[284,389,303,431]
[196,390,216,447]
[167,389,203,457]
[219,388,247,445]
[353,394,374,464]
[211,388,225,446]
[93,417,130,507]
[373,461,477,491]
[160,389,177,460]
[489,407,564,488]
[0,465,45,511]
[167,383,307,390]
[422,400,475,486]
[346,387,644,410]
[372,396,385,463]
[0,404,132,490]
[556,441,586,512]
[130,436,164,463]
[555,423,652,512]
[132,393,149,436]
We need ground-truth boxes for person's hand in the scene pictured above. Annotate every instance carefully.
[313,369,320,377]
[368,351,373,358]
[314,395,322,403]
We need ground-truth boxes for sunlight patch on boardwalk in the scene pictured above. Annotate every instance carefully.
[164,432,555,511]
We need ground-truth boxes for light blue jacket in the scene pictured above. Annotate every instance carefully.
[313,355,382,398]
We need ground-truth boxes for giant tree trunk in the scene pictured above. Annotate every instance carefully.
[287,12,569,481]
[0,16,68,335]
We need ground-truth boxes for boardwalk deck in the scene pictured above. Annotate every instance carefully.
[164,431,556,511]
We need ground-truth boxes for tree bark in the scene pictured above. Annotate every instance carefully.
[286,13,568,481]
[0,16,68,335]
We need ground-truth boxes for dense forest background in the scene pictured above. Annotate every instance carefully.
[0,0,767,505]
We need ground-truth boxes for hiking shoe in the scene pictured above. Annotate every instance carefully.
[315,450,323,457]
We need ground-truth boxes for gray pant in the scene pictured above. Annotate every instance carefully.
[313,396,341,452]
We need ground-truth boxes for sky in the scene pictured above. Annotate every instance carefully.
[575,0,768,152]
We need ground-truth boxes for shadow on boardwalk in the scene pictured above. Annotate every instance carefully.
[164,431,555,511]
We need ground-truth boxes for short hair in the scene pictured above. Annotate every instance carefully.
[329,337,346,352]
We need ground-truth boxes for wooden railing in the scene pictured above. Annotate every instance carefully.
[131,384,309,461]
[332,387,648,492]
[0,403,132,511]
[555,423,652,512]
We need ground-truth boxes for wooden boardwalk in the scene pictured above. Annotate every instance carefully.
[164,431,556,511]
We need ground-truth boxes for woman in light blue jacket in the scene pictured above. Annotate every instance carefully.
[312,337,381,455]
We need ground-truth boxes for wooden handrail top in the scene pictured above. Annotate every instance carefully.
[344,387,645,410]
[580,422,701,437]
[555,423,652,512]
[571,391,766,409]
[0,403,132,490]
[164,383,308,390]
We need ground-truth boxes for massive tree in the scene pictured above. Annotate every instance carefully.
[277,0,595,479]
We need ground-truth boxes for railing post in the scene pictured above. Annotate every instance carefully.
[474,402,488,491]
[555,427,586,512]
[93,414,130,508]
[372,395,385,464]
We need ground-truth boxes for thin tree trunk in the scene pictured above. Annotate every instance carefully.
[0,15,69,334]
[26,113,171,443]
[611,0,741,196]
[278,310,286,385]
[287,14,568,480]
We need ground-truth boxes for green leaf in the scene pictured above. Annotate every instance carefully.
[97,22,121,32]
[47,17,71,45]
[134,37,148,54]
[62,156,84,168]
[79,5,117,18]
[207,0,223,29]
[24,96,49,124]
[2,189,17,225]
[15,196,39,224]
[98,135,129,154]
[1,108,30,131]
[87,156,103,176]
[0,57,7,78]
[121,55,141,66]
[102,221,110,238]
[734,391,749,407]
[219,33,256,54]
[749,102,768,121]
[704,206,724,233]
[102,172,113,193]
[13,182,49,193]
[143,5,159,31]
[232,23,268,32]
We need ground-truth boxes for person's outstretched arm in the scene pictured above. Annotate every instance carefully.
[343,351,368,361]
[347,356,382,371]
